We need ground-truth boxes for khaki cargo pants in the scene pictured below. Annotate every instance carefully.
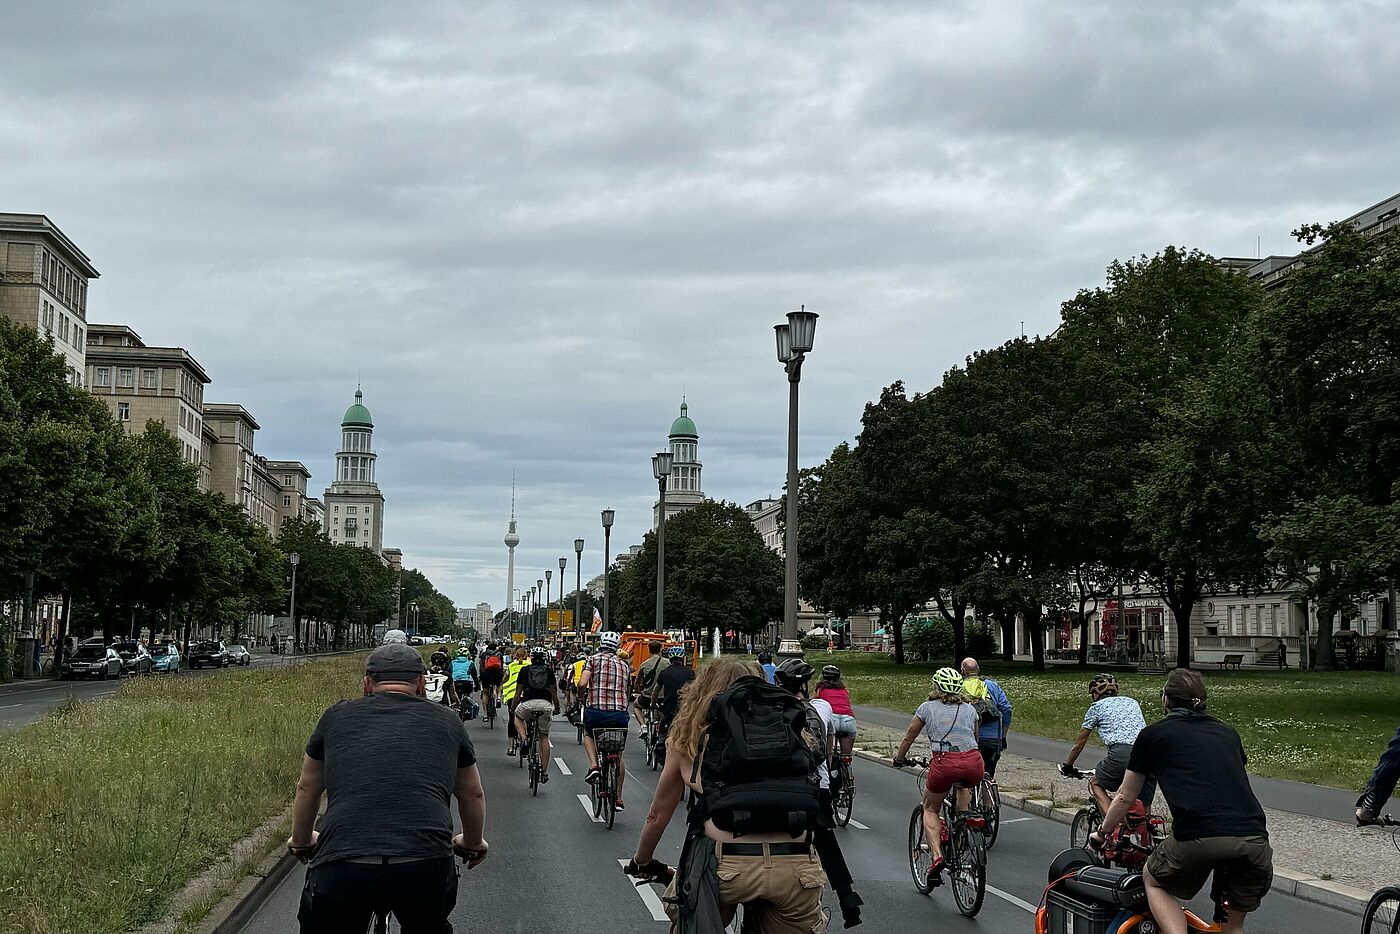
[665,841,828,934]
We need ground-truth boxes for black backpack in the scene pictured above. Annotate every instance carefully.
[691,676,822,836]
[525,663,552,693]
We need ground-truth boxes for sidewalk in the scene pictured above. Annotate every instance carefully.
[852,707,1391,909]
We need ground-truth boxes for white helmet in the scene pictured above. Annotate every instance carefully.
[598,631,621,651]
[382,629,409,645]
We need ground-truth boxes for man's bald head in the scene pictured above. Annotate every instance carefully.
[960,658,980,677]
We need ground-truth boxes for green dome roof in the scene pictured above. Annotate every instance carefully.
[342,390,374,428]
[669,402,697,437]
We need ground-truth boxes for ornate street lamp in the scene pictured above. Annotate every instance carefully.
[775,306,818,645]
[652,451,674,633]
[573,538,584,638]
[601,509,615,631]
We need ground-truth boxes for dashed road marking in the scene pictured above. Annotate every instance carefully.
[987,884,1037,913]
[555,757,572,775]
[576,794,604,823]
[1001,817,1034,824]
[846,818,870,830]
[618,859,670,921]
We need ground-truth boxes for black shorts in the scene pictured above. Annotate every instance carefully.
[634,695,653,709]
[479,668,503,687]
[299,855,457,934]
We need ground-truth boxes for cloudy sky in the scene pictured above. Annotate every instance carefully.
[5,1,1396,608]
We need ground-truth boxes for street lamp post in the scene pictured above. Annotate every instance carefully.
[652,451,674,634]
[536,580,544,640]
[545,570,553,641]
[775,306,818,644]
[289,552,300,654]
[573,538,584,640]
[558,556,567,640]
[601,510,615,631]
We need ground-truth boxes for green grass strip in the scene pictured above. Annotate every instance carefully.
[0,656,365,934]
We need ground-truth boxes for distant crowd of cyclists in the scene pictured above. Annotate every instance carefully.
[280,626,1400,934]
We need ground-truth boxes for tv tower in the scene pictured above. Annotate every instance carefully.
[503,474,520,636]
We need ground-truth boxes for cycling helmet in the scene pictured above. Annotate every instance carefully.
[931,666,964,696]
[821,665,841,681]
[531,645,548,661]
[774,658,815,688]
[757,650,773,663]
[1088,672,1118,699]
[598,630,621,651]
[382,629,409,645]
[664,645,686,660]
[455,647,469,658]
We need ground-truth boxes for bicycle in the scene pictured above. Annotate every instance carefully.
[1059,766,1166,870]
[903,755,987,918]
[972,776,1000,848]
[591,727,627,830]
[357,841,484,932]
[830,754,856,828]
[1361,815,1400,934]
[521,715,544,795]
[643,704,662,770]
[483,685,497,730]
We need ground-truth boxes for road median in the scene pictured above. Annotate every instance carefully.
[0,652,364,934]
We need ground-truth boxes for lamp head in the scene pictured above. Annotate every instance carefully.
[787,306,818,354]
[601,509,615,530]
[774,323,792,363]
[559,556,567,572]
[574,537,585,554]
[289,552,300,567]
[652,451,674,479]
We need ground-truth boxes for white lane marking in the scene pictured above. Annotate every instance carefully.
[576,794,604,823]
[846,818,870,830]
[1000,817,1034,824]
[0,703,21,709]
[618,859,670,921]
[987,884,1037,913]
[555,757,572,776]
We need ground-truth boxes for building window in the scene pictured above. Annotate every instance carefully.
[348,506,357,515]
[282,475,290,486]
[334,504,339,513]
[117,402,130,421]
[118,368,134,388]
[75,326,84,346]
[141,369,157,388]
[283,496,291,507]
[94,367,111,387]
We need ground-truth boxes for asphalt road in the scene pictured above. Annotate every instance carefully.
[854,703,1361,822]
[0,652,333,731]
[240,709,1353,934]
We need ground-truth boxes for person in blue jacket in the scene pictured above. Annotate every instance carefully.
[757,649,777,683]
[959,657,1012,778]
[451,648,478,719]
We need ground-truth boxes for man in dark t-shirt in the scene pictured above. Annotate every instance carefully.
[287,643,489,934]
[649,646,695,731]
[1091,668,1272,934]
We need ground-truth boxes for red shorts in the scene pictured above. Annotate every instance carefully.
[924,750,985,795]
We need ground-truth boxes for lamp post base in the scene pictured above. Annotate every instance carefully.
[777,639,805,658]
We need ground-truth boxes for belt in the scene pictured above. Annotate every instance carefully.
[342,855,437,866]
[719,842,810,857]
[931,746,976,754]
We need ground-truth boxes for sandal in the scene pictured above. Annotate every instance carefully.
[927,856,945,888]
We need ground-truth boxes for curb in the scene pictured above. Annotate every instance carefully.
[204,849,299,934]
[852,748,1370,918]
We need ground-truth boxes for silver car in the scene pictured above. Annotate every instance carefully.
[226,644,252,666]
[60,645,123,680]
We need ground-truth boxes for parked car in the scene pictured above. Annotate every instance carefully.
[60,645,123,680]
[149,643,180,673]
[188,640,229,669]
[112,641,153,676]
[226,644,252,666]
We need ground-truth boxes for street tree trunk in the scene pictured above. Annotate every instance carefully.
[1027,606,1046,672]
[936,595,969,663]
[1162,568,1201,670]
[885,609,906,665]
[55,591,72,669]
[995,611,1015,662]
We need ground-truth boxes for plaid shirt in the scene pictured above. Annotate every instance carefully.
[582,651,631,712]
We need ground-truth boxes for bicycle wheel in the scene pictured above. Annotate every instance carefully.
[1070,807,1099,850]
[530,745,541,796]
[485,698,496,730]
[577,719,584,745]
[603,757,618,829]
[834,761,854,828]
[979,779,1000,848]
[949,820,986,917]
[591,768,603,819]
[909,805,933,895]
[1363,886,1400,934]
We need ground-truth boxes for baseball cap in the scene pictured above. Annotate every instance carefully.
[366,643,426,682]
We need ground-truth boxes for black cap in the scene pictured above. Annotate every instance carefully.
[366,643,426,682]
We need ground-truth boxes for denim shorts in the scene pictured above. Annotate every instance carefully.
[583,707,629,736]
[829,714,857,736]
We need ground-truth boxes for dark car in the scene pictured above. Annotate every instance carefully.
[112,641,153,676]
[226,644,252,666]
[188,640,228,669]
[60,645,123,680]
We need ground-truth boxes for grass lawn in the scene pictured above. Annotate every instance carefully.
[798,651,1400,791]
[0,654,365,934]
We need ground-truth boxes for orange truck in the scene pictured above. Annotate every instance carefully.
[617,632,699,672]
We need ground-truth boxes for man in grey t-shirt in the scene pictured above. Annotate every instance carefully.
[287,643,489,934]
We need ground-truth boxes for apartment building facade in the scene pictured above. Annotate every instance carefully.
[203,403,280,534]
[85,324,211,475]
[0,213,99,385]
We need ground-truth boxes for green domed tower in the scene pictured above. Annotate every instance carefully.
[655,400,705,528]
[324,388,385,555]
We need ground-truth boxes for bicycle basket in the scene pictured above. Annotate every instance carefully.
[595,729,628,753]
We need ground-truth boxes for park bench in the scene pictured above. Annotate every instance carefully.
[1217,654,1243,670]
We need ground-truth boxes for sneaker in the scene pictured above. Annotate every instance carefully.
[926,856,945,888]
[540,773,550,784]
[506,746,516,757]
[584,767,600,784]
[614,798,625,810]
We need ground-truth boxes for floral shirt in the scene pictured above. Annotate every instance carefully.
[1083,695,1147,747]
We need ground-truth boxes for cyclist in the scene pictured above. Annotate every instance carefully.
[381,628,409,645]
[501,646,528,756]
[450,648,477,719]
[892,667,984,889]
[579,630,632,809]
[286,643,488,932]
[648,645,694,737]
[513,645,561,781]
[1090,669,1271,934]
[632,640,668,734]
[757,649,777,683]
[427,650,459,709]
[814,665,857,794]
[1356,726,1400,825]
[1060,672,1155,811]
[478,641,505,712]
[959,657,1012,778]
